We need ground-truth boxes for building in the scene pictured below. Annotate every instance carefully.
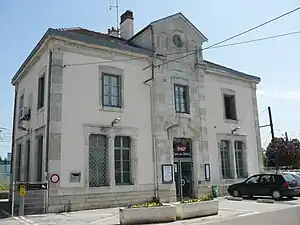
[10,10,262,213]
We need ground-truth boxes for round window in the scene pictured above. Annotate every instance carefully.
[172,34,184,48]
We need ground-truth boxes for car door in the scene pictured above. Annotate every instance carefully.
[259,174,276,196]
[240,174,261,196]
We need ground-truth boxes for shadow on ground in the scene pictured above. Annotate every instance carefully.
[0,200,10,219]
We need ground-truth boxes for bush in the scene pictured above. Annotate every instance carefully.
[125,201,163,208]
[0,184,8,191]
[180,195,213,204]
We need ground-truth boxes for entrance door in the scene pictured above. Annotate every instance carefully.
[174,160,193,201]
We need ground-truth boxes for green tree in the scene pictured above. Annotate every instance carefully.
[266,137,300,168]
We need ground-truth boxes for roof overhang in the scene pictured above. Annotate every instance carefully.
[11,28,153,85]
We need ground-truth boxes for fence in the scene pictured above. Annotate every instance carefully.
[12,181,48,216]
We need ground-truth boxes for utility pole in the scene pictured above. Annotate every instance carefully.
[260,107,277,171]
[267,106,278,172]
[285,132,289,142]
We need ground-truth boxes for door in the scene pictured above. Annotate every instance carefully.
[241,174,261,196]
[174,161,193,201]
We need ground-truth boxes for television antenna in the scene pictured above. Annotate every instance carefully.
[108,0,120,31]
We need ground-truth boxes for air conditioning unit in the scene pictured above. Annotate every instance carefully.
[20,106,31,121]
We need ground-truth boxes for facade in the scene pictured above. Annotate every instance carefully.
[10,10,262,213]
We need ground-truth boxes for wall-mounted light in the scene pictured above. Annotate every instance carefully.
[111,117,121,127]
[231,126,240,134]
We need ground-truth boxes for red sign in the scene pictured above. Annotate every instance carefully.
[50,174,60,184]
[173,138,191,158]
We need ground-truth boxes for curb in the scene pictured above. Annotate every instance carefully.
[225,196,243,201]
[256,199,275,204]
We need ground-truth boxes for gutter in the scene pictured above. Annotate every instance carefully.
[143,25,159,201]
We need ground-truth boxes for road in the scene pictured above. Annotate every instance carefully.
[0,197,299,224]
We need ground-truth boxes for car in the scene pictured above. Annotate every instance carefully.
[227,173,300,200]
[282,172,300,194]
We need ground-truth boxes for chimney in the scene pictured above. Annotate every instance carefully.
[108,27,119,37]
[120,10,134,40]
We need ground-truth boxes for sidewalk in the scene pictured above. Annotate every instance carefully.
[1,198,299,224]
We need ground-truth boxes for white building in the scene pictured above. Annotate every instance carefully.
[10,10,262,213]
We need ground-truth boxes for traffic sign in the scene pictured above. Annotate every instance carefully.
[28,183,48,190]
[50,174,60,184]
[19,184,26,196]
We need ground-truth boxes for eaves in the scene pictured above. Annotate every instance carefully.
[11,28,153,85]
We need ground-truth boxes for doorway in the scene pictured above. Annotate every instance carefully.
[174,160,193,201]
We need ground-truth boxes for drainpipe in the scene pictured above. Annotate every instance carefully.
[143,25,159,201]
[10,86,17,215]
[45,49,53,212]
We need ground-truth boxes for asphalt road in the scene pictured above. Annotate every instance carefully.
[0,197,299,224]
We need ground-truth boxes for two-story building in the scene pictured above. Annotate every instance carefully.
[10,10,262,213]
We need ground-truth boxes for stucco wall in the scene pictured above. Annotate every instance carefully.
[59,51,154,189]
[204,71,260,183]
[13,48,49,183]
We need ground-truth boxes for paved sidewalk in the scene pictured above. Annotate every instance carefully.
[0,198,298,224]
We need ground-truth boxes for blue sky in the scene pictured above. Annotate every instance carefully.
[0,0,300,157]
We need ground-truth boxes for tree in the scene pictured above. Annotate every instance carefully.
[266,137,300,168]
[262,149,268,168]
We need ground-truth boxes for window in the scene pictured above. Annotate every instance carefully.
[26,140,31,182]
[36,136,43,182]
[220,140,231,179]
[260,175,275,184]
[37,75,45,109]
[224,94,237,120]
[18,94,24,124]
[15,144,22,182]
[235,141,246,178]
[115,136,131,185]
[89,134,109,187]
[245,175,260,184]
[102,74,121,108]
[174,84,189,113]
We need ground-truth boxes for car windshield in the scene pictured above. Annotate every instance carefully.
[283,174,295,182]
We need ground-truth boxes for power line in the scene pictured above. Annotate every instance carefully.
[154,5,300,68]
[64,56,149,67]
[263,132,272,149]
[204,6,300,50]
[64,29,300,68]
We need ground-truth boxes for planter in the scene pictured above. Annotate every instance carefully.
[175,199,219,220]
[119,204,176,225]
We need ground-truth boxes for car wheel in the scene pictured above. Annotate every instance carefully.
[272,190,282,200]
[232,189,240,197]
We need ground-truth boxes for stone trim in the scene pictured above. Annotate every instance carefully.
[48,51,64,191]
[98,65,125,113]
[82,124,138,192]
[251,84,263,172]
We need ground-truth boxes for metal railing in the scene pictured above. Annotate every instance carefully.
[11,181,48,216]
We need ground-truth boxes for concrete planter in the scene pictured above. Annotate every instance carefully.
[175,199,219,220]
[119,204,176,225]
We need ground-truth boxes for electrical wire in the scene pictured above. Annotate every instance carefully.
[154,6,300,68]
[263,132,272,149]
[64,29,300,68]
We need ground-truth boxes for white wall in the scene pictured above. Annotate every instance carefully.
[14,50,49,139]
[60,51,154,188]
[205,72,260,182]
[13,49,49,183]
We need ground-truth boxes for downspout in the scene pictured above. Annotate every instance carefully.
[143,25,159,201]
[10,86,17,215]
[45,49,53,212]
